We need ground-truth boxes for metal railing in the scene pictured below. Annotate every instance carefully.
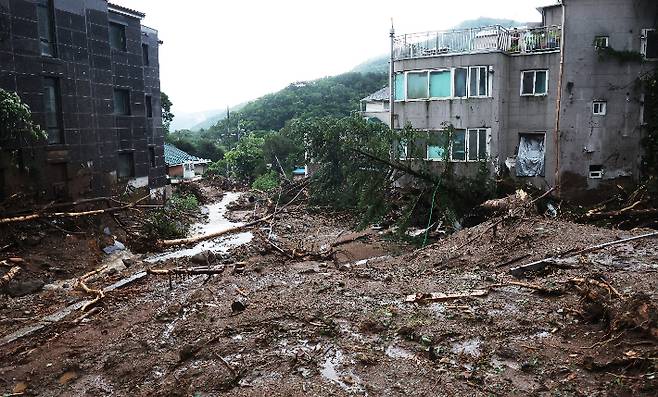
[393,25,561,60]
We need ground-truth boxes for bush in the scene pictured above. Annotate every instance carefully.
[142,194,199,240]
[252,171,280,191]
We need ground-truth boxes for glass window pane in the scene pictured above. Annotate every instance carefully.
[429,71,450,98]
[468,130,478,161]
[535,71,547,94]
[113,89,130,115]
[469,68,478,97]
[142,44,149,66]
[394,73,405,101]
[43,77,62,144]
[117,153,134,178]
[451,129,466,161]
[427,131,448,160]
[522,72,534,95]
[110,23,126,51]
[407,72,428,99]
[478,129,488,160]
[37,4,54,56]
[454,68,467,97]
[145,95,153,118]
[479,67,488,96]
[646,30,658,59]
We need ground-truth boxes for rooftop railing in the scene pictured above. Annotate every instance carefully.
[393,25,561,60]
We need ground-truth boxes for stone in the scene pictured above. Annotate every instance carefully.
[6,280,45,297]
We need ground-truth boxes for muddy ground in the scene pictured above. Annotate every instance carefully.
[0,184,657,396]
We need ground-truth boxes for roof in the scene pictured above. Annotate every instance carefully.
[292,167,306,175]
[164,144,210,166]
[537,1,561,11]
[361,86,390,102]
[108,2,146,19]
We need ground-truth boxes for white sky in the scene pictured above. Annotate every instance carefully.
[111,0,553,124]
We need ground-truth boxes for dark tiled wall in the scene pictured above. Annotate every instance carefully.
[0,0,165,201]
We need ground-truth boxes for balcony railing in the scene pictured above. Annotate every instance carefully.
[393,25,561,60]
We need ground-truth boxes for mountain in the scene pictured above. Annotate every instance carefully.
[170,108,224,132]
[351,55,389,74]
[189,103,247,131]
[453,17,525,29]
[207,71,387,133]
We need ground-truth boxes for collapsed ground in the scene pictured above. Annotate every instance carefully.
[0,182,657,396]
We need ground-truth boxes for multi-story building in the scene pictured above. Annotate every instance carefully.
[390,0,657,200]
[0,0,166,201]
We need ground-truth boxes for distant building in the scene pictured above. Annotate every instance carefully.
[391,0,658,201]
[0,1,165,201]
[360,86,390,124]
[164,144,210,183]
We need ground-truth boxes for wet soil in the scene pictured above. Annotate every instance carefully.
[0,188,657,396]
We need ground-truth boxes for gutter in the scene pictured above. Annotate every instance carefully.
[553,0,566,196]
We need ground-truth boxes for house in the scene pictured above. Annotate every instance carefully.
[0,1,165,201]
[360,86,390,124]
[163,144,210,183]
[390,0,657,201]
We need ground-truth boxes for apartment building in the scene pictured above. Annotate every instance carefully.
[391,0,657,200]
[0,0,165,201]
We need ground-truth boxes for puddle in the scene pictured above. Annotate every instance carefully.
[320,349,363,393]
[385,344,414,359]
[451,338,482,357]
[146,192,253,263]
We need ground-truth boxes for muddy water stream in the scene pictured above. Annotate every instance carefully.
[146,192,253,263]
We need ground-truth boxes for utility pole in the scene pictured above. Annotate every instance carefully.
[389,20,395,130]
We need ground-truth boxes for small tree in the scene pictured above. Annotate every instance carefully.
[161,91,174,134]
[0,89,46,171]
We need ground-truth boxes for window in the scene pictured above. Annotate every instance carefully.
[145,95,153,118]
[36,0,56,57]
[396,139,408,160]
[43,77,63,144]
[467,128,489,161]
[113,89,130,115]
[394,73,405,101]
[117,152,134,179]
[641,29,658,59]
[453,68,468,98]
[142,43,150,66]
[149,147,156,168]
[594,36,609,49]
[407,72,428,99]
[589,165,603,179]
[593,101,607,116]
[521,70,548,96]
[109,22,126,51]
[516,133,546,177]
[469,66,489,97]
[429,70,451,98]
[450,129,467,161]
[426,131,449,160]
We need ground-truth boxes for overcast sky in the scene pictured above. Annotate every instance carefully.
[112,0,554,127]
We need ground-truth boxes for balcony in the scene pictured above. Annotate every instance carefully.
[393,25,561,60]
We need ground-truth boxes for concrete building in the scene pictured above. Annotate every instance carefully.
[360,86,390,124]
[391,0,658,201]
[0,0,166,202]
[163,143,210,183]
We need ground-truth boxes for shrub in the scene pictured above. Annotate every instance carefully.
[142,194,199,240]
[252,170,280,192]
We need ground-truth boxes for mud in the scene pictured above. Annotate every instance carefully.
[0,185,657,396]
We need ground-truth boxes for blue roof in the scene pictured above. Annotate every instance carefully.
[292,167,306,175]
[164,144,210,166]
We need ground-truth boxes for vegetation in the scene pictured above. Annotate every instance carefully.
[161,91,174,134]
[166,72,387,161]
[0,88,44,144]
[252,170,280,192]
[142,193,199,240]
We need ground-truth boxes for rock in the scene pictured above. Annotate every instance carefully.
[122,258,137,268]
[191,250,216,265]
[6,280,45,297]
[231,300,246,313]
[102,240,125,255]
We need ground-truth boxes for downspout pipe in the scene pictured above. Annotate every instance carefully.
[553,0,566,196]
[389,22,395,130]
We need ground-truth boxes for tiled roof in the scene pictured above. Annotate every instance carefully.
[107,2,146,19]
[361,86,390,102]
[164,144,210,166]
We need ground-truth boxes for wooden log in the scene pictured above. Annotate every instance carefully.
[146,266,226,276]
[160,214,273,247]
[0,266,21,288]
